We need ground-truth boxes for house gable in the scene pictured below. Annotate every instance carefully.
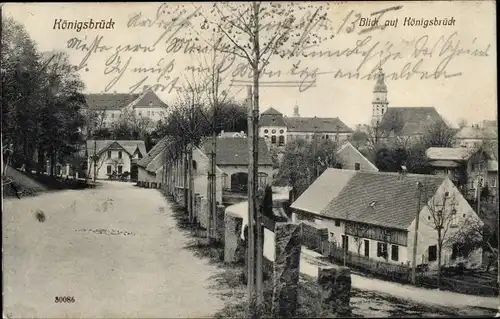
[336,142,379,172]
[98,141,130,156]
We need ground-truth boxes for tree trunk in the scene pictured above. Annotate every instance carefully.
[252,3,264,311]
[437,231,442,289]
[211,130,217,239]
[93,139,97,182]
[37,147,45,175]
[183,146,188,217]
[188,146,194,224]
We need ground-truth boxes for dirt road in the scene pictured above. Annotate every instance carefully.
[3,181,224,318]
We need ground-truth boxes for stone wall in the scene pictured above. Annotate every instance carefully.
[317,266,352,317]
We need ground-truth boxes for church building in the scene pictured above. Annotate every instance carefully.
[371,68,446,138]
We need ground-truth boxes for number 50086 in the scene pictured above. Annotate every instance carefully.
[55,296,75,303]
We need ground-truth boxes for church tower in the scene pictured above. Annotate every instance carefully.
[293,103,300,117]
[371,68,389,125]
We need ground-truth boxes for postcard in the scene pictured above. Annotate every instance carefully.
[2,1,498,318]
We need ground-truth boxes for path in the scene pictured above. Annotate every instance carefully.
[225,201,499,312]
[2,181,224,318]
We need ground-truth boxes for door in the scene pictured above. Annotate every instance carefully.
[364,239,370,257]
[428,245,437,262]
[130,163,138,181]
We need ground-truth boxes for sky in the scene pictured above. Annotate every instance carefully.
[3,1,497,128]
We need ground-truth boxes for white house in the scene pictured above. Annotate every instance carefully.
[336,141,379,172]
[291,168,483,268]
[123,88,170,123]
[137,136,172,188]
[86,140,147,180]
[165,135,274,205]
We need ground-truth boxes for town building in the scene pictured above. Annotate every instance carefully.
[259,106,353,149]
[426,147,497,199]
[163,135,274,206]
[454,124,498,149]
[336,141,379,172]
[371,68,446,141]
[82,89,169,130]
[137,136,173,188]
[86,140,146,180]
[291,168,483,268]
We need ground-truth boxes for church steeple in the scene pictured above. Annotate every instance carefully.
[293,102,300,117]
[371,68,389,125]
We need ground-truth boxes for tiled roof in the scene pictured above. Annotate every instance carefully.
[130,89,168,109]
[202,137,273,166]
[455,126,497,140]
[137,136,172,169]
[320,170,446,230]
[262,107,282,115]
[84,93,140,110]
[284,117,353,133]
[380,107,445,134]
[86,140,147,158]
[426,147,474,161]
[291,169,358,214]
[260,108,286,127]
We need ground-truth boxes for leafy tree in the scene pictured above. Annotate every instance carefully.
[275,138,342,197]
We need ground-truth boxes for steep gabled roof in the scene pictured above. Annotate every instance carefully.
[318,170,446,230]
[262,107,282,115]
[336,141,379,171]
[84,93,140,110]
[86,140,147,158]
[137,136,172,169]
[380,107,445,135]
[291,169,358,214]
[284,117,353,133]
[260,108,286,127]
[202,137,273,166]
[130,89,168,109]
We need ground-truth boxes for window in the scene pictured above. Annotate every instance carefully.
[117,165,123,174]
[271,135,277,144]
[391,245,399,261]
[381,109,384,114]
[278,135,285,146]
[139,111,142,116]
[221,173,228,190]
[428,245,437,262]
[451,210,458,227]
[147,111,151,116]
[377,242,388,259]
[329,232,335,242]
[107,165,112,174]
[364,239,370,257]
[107,151,112,159]
[335,220,340,227]
[118,151,122,159]
[279,129,284,134]
[272,129,276,134]
[492,177,497,187]
[192,160,197,171]
[355,163,360,171]
[264,129,269,134]
[258,172,268,187]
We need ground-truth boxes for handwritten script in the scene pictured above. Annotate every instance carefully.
[60,4,491,94]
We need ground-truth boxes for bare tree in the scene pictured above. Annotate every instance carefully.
[421,121,457,148]
[82,107,108,182]
[423,191,468,289]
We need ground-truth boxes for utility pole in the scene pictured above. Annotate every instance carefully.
[411,181,423,284]
[246,85,256,315]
